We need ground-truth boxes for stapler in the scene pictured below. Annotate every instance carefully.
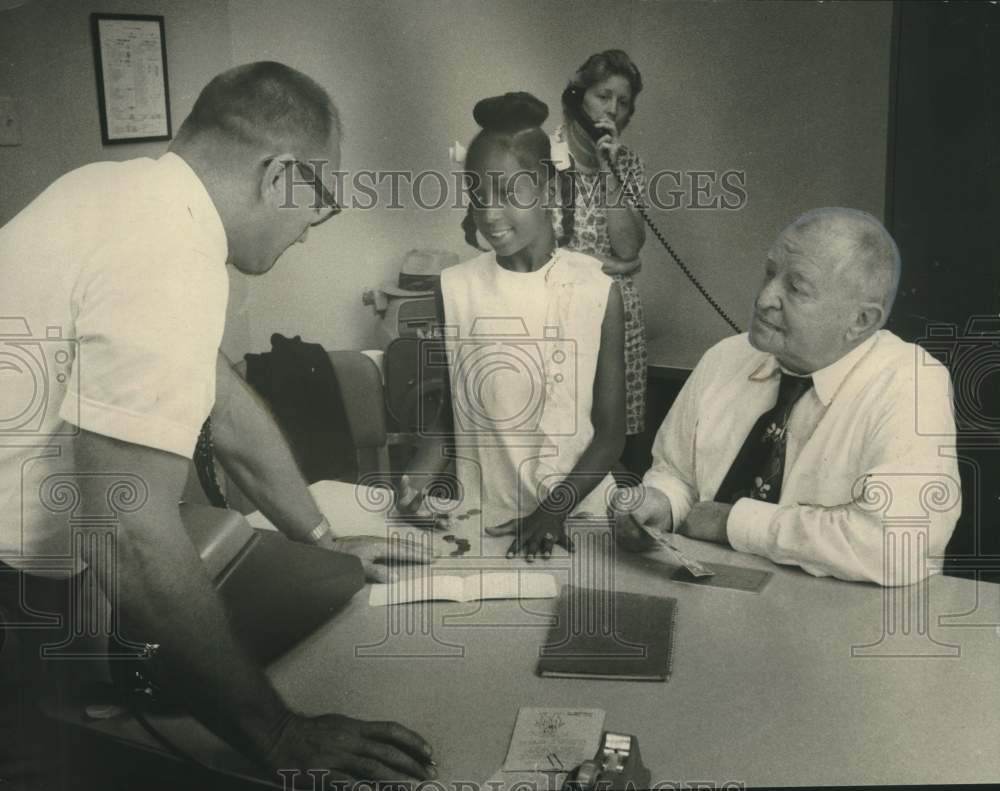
[563,732,651,790]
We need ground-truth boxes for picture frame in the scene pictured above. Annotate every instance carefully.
[90,13,172,145]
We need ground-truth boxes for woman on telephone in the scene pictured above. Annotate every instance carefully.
[551,49,648,437]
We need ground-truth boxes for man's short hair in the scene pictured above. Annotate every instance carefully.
[176,61,340,154]
[789,207,901,315]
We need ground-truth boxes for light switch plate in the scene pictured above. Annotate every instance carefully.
[0,96,22,146]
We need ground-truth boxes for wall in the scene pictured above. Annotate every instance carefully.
[0,0,250,358]
[2,0,893,364]
[227,0,892,361]
[226,0,638,355]
[629,0,893,360]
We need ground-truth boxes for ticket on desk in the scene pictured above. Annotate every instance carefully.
[502,707,605,773]
[630,516,715,577]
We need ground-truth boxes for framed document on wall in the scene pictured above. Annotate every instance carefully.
[91,13,172,144]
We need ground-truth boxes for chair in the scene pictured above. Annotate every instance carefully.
[324,350,392,478]
[232,350,391,480]
[188,348,438,513]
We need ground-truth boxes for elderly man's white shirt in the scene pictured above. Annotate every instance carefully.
[644,331,960,584]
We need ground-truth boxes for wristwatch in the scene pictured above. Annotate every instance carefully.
[307,516,333,545]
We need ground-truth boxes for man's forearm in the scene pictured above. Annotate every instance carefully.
[96,507,290,761]
[211,353,324,543]
[220,450,325,542]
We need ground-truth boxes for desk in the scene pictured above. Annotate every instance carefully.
[52,481,1000,787]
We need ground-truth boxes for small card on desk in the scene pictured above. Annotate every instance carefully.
[536,586,677,681]
[501,707,605,772]
[670,562,772,593]
[369,571,557,606]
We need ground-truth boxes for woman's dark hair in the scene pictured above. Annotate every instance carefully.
[562,49,643,121]
[461,92,576,250]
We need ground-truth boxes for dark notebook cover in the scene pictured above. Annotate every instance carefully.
[536,585,677,681]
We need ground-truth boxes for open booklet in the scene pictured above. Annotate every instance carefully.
[369,572,558,607]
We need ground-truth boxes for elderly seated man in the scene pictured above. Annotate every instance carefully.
[615,207,959,585]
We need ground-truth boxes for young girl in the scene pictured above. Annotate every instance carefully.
[400,92,625,560]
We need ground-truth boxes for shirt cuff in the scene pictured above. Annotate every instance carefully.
[726,497,780,554]
[642,473,693,531]
[64,395,200,458]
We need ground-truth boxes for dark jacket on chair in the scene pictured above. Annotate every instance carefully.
[244,334,356,484]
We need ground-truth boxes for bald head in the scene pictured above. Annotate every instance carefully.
[781,207,901,322]
[751,207,903,373]
[169,62,343,277]
[173,61,341,157]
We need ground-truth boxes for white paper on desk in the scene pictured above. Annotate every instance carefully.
[368,572,557,606]
[502,707,605,772]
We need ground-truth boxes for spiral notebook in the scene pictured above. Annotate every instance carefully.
[536,586,677,681]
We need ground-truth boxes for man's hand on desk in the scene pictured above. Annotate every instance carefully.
[678,501,732,544]
[327,536,433,583]
[611,485,672,553]
[267,712,436,783]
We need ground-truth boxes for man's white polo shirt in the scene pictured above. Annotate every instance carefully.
[0,152,229,573]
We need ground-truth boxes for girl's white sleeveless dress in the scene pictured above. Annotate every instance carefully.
[440,248,618,529]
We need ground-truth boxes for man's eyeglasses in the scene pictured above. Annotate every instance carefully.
[271,158,342,224]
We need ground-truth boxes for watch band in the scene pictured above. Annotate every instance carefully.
[307,516,333,545]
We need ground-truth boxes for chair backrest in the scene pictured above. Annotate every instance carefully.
[325,350,390,478]
[384,336,449,434]
[232,350,390,480]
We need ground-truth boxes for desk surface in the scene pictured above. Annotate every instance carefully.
[60,482,1000,787]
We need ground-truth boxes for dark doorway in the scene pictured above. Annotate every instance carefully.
[886,0,1000,579]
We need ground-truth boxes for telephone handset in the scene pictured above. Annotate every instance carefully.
[560,83,741,333]
[561,84,606,143]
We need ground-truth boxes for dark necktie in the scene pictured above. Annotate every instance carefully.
[714,372,813,504]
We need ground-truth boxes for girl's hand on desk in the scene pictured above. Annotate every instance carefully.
[488,510,574,562]
[330,536,433,583]
[267,712,436,783]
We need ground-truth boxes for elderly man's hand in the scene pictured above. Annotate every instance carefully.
[611,485,672,553]
[678,501,732,544]
[330,536,433,583]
